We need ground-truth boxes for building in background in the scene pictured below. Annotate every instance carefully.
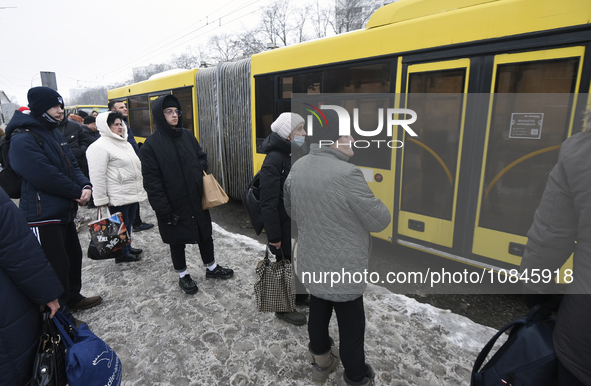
[0,91,18,130]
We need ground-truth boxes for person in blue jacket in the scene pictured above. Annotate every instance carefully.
[0,186,62,386]
[5,87,102,317]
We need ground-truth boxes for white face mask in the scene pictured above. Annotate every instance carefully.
[292,135,305,147]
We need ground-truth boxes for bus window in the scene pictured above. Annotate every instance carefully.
[255,75,275,149]
[172,87,194,133]
[128,96,151,138]
[292,72,322,95]
[401,68,466,221]
[257,62,393,154]
[480,57,579,236]
[324,63,391,93]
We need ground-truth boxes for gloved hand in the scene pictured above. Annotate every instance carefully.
[523,291,563,317]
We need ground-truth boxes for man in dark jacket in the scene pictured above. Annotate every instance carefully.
[0,187,62,386]
[109,100,154,233]
[5,87,102,318]
[140,95,234,294]
[57,115,89,178]
[82,115,100,145]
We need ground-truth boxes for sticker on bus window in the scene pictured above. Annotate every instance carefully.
[509,113,544,139]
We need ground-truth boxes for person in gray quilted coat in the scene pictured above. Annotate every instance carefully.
[284,109,391,386]
[520,108,591,386]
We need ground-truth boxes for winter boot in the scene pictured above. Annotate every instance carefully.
[343,363,375,386]
[309,343,340,384]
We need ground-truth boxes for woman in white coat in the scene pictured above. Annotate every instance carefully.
[86,111,147,263]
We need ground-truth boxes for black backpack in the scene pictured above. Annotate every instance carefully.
[243,170,264,235]
[0,128,44,198]
[471,304,558,386]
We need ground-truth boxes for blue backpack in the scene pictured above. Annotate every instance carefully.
[471,305,557,386]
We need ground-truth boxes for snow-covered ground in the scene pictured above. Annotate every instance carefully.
[74,201,501,385]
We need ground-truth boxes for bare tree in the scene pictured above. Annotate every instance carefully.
[208,34,242,63]
[132,63,173,82]
[259,1,293,46]
[171,46,210,69]
[310,0,332,39]
[171,52,200,69]
[235,29,267,58]
[68,86,108,105]
[330,0,382,34]
[292,5,311,43]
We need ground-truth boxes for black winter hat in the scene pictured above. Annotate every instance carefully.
[27,87,64,117]
[312,109,341,142]
[83,116,96,124]
[162,95,181,110]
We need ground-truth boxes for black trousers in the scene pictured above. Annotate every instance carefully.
[132,204,142,227]
[308,295,366,382]
[170,236,215,272]
[33,222,83,310]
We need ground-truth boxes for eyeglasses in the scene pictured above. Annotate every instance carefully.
[164,109,182,117]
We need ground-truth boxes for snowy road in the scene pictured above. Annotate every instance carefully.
[74,201,500,385]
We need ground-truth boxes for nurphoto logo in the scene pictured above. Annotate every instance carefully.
[305,104,418,149]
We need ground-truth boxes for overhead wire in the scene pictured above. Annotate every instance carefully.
[93,0,266,81]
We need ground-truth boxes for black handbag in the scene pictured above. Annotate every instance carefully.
[243,170,264,235]
[29,311,67,386]
[471,304,558,386]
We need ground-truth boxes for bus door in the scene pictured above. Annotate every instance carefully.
[149,96,160,134]
[473,47,585,266]
[397,59,470,248]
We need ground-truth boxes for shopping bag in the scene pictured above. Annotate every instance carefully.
[202,171,229,210]
[87,240,125,260]
[254,247,295,312]
[87,207,130,258]
[52,312,122,386]
[471,305,558,386]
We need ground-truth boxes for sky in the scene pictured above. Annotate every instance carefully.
[0,0,274,105]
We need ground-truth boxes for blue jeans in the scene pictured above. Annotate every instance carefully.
[109,203,138,256]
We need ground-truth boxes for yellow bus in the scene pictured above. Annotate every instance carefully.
[108,69,199,143]
[109,0,591,272]
[250,0,591,271]
[65,105,109,116]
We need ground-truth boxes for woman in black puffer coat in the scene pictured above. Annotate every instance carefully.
[259,112,309,325]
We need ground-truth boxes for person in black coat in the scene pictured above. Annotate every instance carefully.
[0,187,62,386]
[82,115,100,145]
[57,116,89,177]
[140,95,234,294]
[259,112,309,326]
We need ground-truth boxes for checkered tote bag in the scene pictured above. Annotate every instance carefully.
[254,248,296,312]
